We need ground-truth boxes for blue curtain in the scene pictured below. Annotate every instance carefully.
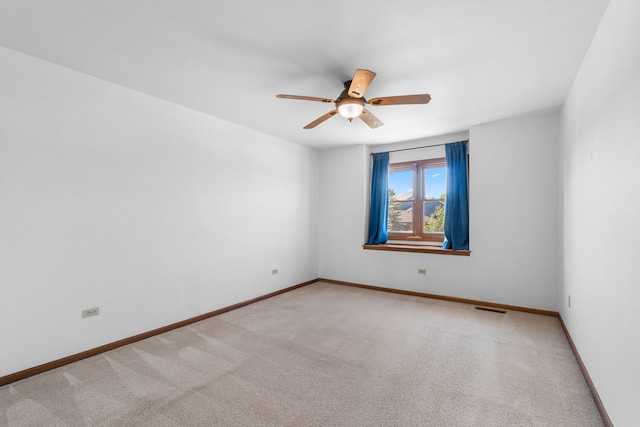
[442,141,469,250]
[367,152,389,245]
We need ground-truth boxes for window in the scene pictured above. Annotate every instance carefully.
[388,158,446,243]
[364,141,470,255]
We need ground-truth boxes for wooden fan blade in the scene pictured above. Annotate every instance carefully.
[277,94,335,103]
[303,110,339,129]
[368,94,431,106]
[359,109,383,129]
[348,69,376,98]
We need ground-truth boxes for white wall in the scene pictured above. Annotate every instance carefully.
[319,110,560,311]
[560,0,640,424]
[0,47,319,377]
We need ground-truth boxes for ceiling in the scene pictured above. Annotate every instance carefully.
[0,0,610,150]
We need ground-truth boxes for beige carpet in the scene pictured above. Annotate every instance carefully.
[1,282,603,426]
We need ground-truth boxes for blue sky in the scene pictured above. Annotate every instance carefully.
[389,166,446,199]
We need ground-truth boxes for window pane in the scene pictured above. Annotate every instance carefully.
[388,169,413,232]
[423,166,446,233]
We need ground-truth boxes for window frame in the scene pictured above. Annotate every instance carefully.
[388,157,446,243]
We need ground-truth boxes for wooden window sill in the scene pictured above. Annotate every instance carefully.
[362,244,471,256]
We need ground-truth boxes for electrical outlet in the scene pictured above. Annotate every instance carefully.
[418,268,427,275]
[272,269,278,275]
[568,295,571,308]
[82,307,100,318]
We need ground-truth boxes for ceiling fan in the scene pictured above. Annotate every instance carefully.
[276,69,431,129]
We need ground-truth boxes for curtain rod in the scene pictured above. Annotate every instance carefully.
[370,140,468,155]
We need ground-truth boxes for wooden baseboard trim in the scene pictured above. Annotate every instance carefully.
[557,316,613,427]
[320,278,559,317]
[0,278,320,387]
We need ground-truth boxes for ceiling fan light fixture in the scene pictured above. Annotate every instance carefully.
[276,69,429,129]
[337,98,364,120]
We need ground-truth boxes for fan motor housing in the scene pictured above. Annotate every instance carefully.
[335,88,365,120]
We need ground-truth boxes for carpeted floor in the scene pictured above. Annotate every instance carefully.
[1,282,604,426]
